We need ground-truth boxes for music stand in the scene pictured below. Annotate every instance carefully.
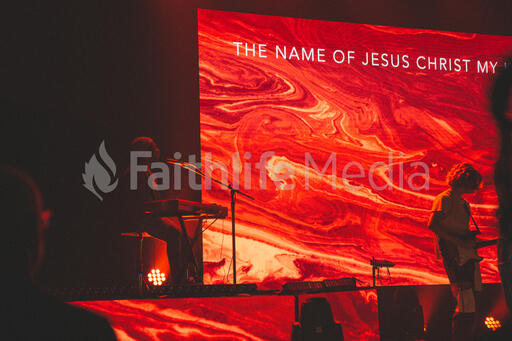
[370,257,395,287]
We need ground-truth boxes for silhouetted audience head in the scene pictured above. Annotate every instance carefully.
[1,166,51,279]
[1,166,118,340]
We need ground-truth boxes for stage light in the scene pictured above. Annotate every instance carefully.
[147,269,166,286]
[484,316,501,331]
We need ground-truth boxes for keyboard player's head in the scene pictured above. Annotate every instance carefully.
[130,136,161,165]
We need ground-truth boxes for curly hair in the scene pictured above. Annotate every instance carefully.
[446,163,482,190]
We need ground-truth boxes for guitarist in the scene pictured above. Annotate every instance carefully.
[427,162,483,341]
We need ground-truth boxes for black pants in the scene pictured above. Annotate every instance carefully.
[139,216,188,284]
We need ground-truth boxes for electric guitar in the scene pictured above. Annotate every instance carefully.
[440,231,499,266]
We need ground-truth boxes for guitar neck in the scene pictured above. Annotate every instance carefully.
[476,239,499,249]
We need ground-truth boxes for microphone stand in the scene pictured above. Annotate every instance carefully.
[166,159,255,284]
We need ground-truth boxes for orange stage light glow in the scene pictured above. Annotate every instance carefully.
[484,316,502,331]
[147,269,166,286]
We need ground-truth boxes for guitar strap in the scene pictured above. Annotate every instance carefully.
[464,201,481,234]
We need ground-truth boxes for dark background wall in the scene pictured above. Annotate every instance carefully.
[1,0,510,288]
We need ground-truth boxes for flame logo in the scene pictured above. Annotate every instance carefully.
[82,140,118,201]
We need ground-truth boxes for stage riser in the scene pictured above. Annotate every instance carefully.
[73,290,379,341]
[70,284,507,340]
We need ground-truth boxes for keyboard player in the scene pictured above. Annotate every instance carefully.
[113,136,188,284]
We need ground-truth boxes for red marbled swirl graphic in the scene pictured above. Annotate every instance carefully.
[72,290,378,340]
[198,9,512,289]
[74,296,293,341]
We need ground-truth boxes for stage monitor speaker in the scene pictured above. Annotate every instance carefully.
[378,284,509,341]
[291,297,344,341]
